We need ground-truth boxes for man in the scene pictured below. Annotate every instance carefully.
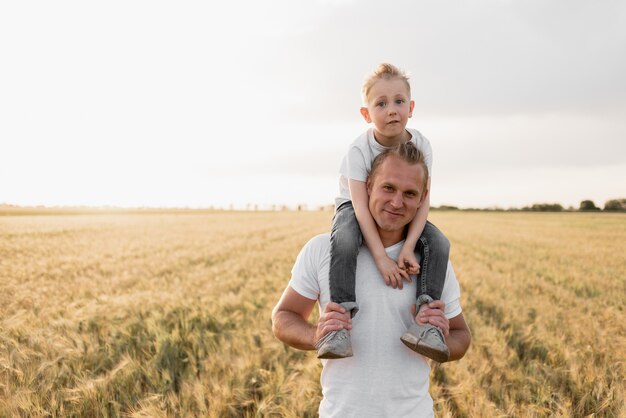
[272,142,471,417]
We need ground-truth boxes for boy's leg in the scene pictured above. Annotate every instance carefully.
[329,201,361,316]
[318,201,361,359]
[417,221,450,301]
[400,221,451,362]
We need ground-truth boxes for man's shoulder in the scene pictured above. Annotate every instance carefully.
[299,233,331,259]
[290,233,331,295]
[306,232,331,247]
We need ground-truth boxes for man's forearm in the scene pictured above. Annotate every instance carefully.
[446,327,471,362]
[272,310,317,351]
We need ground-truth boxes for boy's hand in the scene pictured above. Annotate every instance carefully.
[374,254,411,289]
[398,246,420,275]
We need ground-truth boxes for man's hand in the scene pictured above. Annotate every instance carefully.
[374,254,411,289]
[411,300,449,337]
[410,301,471,361]
[397,245,420,275]
[316,302,352,344]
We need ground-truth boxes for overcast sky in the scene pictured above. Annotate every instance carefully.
[1,0,625,209]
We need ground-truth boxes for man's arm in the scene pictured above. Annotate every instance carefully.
[271,287,352,351]
[446,313,471,361]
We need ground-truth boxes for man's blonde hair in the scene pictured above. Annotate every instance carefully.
[362,63,411,105]
[369,141,429,196]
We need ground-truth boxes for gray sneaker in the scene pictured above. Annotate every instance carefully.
[400,322,449,362]
[316,329,353,359]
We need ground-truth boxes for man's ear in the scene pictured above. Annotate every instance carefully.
[366,176,372,196]
[408,100,415,118]
[360,107,372,123]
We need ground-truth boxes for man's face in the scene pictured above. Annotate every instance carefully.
[367,156,426,234]
[360,77,415,144]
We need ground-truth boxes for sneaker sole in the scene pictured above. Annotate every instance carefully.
[317,350,353,359]
[400,333,449,363]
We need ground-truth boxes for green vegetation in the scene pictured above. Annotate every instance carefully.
[604,199,626,211]
[580,200,600,211]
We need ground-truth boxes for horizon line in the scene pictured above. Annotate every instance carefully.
[1,199,624,213]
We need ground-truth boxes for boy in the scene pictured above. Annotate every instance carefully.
[316,63,451,362]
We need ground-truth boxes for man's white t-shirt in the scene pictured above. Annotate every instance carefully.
[289,233,462,418]
[336,128,433,207]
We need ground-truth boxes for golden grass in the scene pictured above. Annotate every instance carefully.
[1,211,624,417]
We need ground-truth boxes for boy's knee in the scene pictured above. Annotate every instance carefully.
[436,233,450,252]
[424,225,450,252]
[345,220,362,240]
[336,230,361,252]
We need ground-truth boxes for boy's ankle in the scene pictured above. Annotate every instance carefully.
[416,294,434,313]
[417,303,429,314]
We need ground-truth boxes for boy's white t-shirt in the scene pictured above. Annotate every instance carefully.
[336,128,433,207]
[289,233,462,418]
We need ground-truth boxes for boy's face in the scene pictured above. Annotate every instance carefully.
[360,77,415,144]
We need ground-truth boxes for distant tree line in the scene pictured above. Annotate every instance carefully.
[431,198,626,212]
[3,198,625,214]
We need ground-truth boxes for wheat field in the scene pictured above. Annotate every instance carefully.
[0,210,624,417]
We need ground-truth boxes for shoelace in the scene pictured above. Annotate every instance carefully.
[315,329,348,350]
[419,325,445,342]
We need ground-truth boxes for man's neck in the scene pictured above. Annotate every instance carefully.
[378,228,405,248]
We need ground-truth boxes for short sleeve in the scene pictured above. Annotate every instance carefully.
[346,146,369,182]
[288,235,325,300]
[411,130,433,178]
[420,139,433,178]
[441,261,462,319]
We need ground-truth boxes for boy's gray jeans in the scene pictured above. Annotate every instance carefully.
[329,201,450,317]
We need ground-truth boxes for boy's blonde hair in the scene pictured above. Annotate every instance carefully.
[362,63,411,105]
